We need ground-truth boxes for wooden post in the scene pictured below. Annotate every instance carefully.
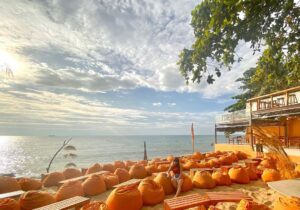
[249,101,254,150]
[285,91,289,106]
[214,124,217,144]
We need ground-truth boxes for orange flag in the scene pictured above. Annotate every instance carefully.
[191,123,195,152]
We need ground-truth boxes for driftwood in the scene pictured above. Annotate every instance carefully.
[46,138,72,173]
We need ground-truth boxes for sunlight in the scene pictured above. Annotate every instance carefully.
[0,50,20,76]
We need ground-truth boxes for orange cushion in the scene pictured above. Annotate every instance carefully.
[129,165,147,179]
[0,176,21,193]
[103,173,119,189]
[261,169,281,182]
[106,184,142,210]
[0,198,20,210]
[181,174,193,192]
[82,174,106,196]
[63,168,82,179]
[212,171,231,186]
[228,167,250,184]
[153,173,175,195]
[81,201,108,210]
[138,179,165,205]
[102,164,116,173]
[55,181,84,201]
[237,199,271,210]
[274,196,300,210]
[42,172,65,187]
[86,163,102,175]
[18,178,42,191]
[19,190,55,210]
[114,168,131,183]
[114,161,125,169]
[192,171,216,189]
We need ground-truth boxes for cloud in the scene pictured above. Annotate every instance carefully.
[152,102,162,107]
[167,102,176,107]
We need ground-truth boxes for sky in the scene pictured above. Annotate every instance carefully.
[0,0,261,136]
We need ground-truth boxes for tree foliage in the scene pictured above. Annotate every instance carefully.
[178,0,300,85]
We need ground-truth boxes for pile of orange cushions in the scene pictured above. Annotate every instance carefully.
[85,163,102,175]
[211,171,231,186]
[153,173,175,195]
[129,165,147,179]
[19,190,55,210]
[81,201,108,210]
[55,180,84,201]
[0,176,21,193]
[274,196,300,210]
[192,171,216,189]
[138,179,164,205]
[0,198,20,210]
[63,168,82,179]
[18,178,42,191]
[114,168,131,183]
[82,174,106,196]
[42,172,65,187]
[103,173,119,189]
[228,167,250,184]
[106,184,142,210]
[261,169,281,182]
[145,165,157,175]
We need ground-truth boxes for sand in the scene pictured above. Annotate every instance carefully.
[71,179,279,210]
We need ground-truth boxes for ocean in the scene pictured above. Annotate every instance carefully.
[0,135,226,177]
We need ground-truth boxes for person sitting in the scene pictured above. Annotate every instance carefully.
[166,157,183,197]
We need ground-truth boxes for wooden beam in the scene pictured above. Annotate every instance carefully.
[214,124,217,144]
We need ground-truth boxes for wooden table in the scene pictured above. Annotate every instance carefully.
[0,190,24,199]
[164,193,210,210]
[112,178,141,188]
[34,196,90,210]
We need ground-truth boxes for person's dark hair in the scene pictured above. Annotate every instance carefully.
[173,157,180,164]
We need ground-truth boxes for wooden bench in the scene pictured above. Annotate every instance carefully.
[112,178,141,188]
[204,191,252,205]
[34,196,90,210]
[0,190,24,199]
[164,193,210,210]
[58,170,110,186]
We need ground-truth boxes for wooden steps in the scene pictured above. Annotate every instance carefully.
[204,191,252,205]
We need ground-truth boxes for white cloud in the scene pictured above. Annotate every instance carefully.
[167,102,176,107]
[152,102,162,107]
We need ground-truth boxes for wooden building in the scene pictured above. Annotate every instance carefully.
[214,86,300,161]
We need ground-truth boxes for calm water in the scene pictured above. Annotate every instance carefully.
[0,135,226,177]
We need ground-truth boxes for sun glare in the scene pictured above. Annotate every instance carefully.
[0,50,20,76]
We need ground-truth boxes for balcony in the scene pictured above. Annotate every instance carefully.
[215,110,250,130]
[249,86,300,119]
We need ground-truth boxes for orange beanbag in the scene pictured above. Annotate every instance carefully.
[157,164,169,172]
[0,198,20,210]
[106,184,143,210]
[295,164,300,177]
[153,173,175,195]
[19,190,55,210]
[42,172,65,187]
[234,151,248,160]
[183,160,198,170]
[260,159,276,169]
[125,160,135,170]
[228,167,250,184]
[129,165,147,179]
[114,161,126,169]
[261,169,281,182]
[55,181,84,201]
[86,163,102,175]
[102,164,116,173]
[237,199,271,210]
[114,168,131,183]
[0,176,21,193]
[246,166,258,180]
[63,168,82,179]
[212,171,231,186]
[192,151,203,160]
[167,155,174,162]
[192,171,216,189]
[181,174,193,192]
[145,165,157,176]
[103,173,119,189]
[208,159,220,168]
[82,174,106,196]
[138,179,165,205]
[18,178,42,191]
[81,201,108,210]
[219,156,233,165]
[137,160,148,166]
[274,196,300,210]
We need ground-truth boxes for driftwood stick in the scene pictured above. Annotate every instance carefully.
[46,137,72,173]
